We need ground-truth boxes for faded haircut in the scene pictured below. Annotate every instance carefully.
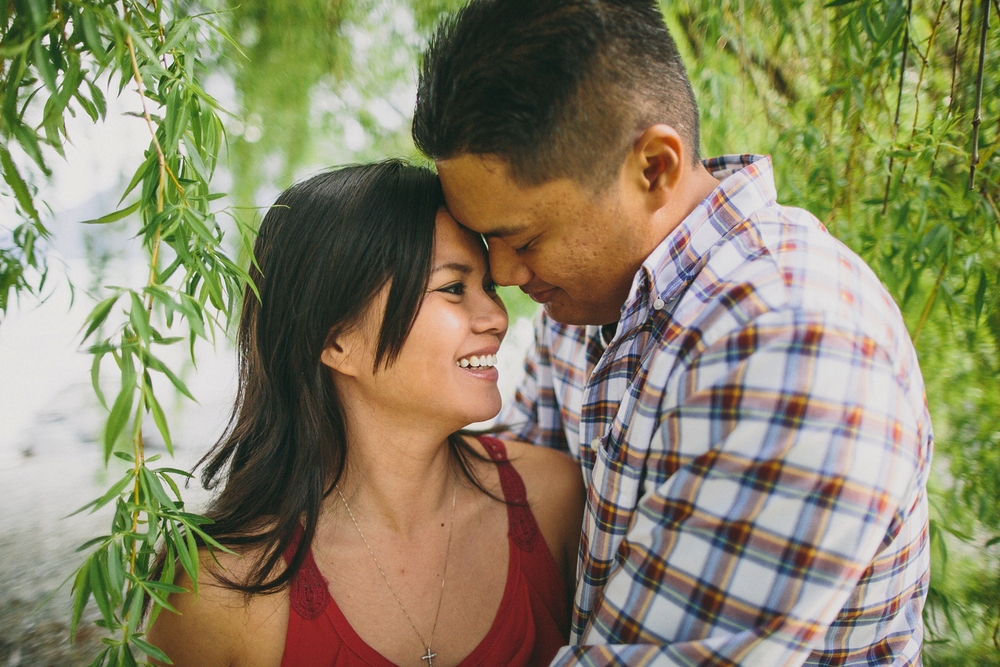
[413,0,701,189]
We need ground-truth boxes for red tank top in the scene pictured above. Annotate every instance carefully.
[279,436,570,667]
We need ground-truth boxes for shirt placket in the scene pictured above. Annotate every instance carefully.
[573,275,665,638]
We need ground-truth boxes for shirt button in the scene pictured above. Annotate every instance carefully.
[653,297,665,311]
[590,438,601,450]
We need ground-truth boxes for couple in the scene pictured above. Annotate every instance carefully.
[149,0,932,665]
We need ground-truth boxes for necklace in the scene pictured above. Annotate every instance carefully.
[336,482,458,667]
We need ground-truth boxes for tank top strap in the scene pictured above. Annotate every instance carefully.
[282,525,331,620]
[477,435,539,552]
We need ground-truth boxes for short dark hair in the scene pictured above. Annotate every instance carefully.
[413,0,700,188]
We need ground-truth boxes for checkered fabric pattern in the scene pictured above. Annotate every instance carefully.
[499,155,932,666]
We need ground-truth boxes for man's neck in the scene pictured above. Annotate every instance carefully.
[649,163,723,248]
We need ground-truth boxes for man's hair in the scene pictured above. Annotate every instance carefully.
[413,0,700,188]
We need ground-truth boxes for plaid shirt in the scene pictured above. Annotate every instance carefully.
[499,155,932,666]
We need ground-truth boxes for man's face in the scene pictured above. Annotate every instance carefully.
[437,154,647,326]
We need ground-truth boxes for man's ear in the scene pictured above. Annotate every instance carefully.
[625,124,686,209]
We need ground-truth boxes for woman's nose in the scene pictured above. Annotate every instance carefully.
[473,290,508,335]
[487,240,533,287]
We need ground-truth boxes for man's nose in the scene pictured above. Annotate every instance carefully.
[487,240,533,287]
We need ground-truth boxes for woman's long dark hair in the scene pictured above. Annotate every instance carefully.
[195,160,489,595]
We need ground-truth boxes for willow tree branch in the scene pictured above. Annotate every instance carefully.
[125,33,166,216]
[900,0,947,185]
[931,0,966,178]
[124,25,168,608]
[674,9,799,104]
[969,0,991,189]
[913,259,949,344]
[882,0,914,215]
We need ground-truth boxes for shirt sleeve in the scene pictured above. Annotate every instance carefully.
[496,310,570,453]
[552,314,929,666]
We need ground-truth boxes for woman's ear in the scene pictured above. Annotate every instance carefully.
[320,332,363,376]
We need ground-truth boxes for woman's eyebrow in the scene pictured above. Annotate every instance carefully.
[431,262,474,274]
[482,224,529,239]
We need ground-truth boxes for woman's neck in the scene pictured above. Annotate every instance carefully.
[333,399,461,538]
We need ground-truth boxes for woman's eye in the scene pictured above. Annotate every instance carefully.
[438,282,466,296]
[484,279,498,293]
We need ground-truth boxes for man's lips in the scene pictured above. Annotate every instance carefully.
[524,286,557,304]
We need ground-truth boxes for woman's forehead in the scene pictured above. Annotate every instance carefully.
[433,208,489,269]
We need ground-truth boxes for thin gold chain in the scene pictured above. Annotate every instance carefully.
[336,482,458,658]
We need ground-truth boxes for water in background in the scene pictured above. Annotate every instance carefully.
[0,253,535,663]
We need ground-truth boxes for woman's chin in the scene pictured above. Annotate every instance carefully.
[454,394,503,429]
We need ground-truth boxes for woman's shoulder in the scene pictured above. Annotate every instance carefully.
[144,546,289,667]
[499,439,584,518]
[495,438,580,485]
[466,435,585,585]
[465,435,582,497]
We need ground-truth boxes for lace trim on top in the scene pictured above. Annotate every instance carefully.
[283,530,331,620]
[479,437,539,552]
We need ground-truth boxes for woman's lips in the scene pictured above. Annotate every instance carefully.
[459,365,499,382]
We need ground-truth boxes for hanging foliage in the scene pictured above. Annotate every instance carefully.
[1,0,998,664]
[2,0,250,664]
[665,1,999,663]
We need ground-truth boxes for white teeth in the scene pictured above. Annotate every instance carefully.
[456,353,497,368]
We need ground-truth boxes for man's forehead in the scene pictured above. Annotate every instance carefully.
[437,154,560,237]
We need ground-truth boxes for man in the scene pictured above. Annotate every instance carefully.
[412,0,932,664]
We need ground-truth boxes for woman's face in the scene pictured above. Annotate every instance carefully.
[328,209,509,429]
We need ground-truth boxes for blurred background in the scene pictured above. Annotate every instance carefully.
[0,0,998,664]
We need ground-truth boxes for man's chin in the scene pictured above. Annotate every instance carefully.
[543,300,618,327]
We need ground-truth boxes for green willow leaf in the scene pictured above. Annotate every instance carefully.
[105,543,126,602]
[133,580,177,615]
[131,635,171,663]
[67,471,132,517]
[87,79,107,118]
[144,350,196,401]
[82,293,122,340]
[70,559,93,639]
[146,381,173,454]
[170,522,196,580]
[122,643,139,667]
[0,144,41,223]
[141,579,186,595]
[104,382,137,462]
[128,291,153,345]
[31,35,57,92]
[83,201,141,225]
[87,551,115,626]
[79,9,107,63]
[119,154,157,204]
[11,120,49,175]
[140,466,177,510]
[973,268,987,327]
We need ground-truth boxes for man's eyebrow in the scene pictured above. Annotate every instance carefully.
[432,262,474,274]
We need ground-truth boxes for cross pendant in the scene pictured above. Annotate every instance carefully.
[421,647,437,666]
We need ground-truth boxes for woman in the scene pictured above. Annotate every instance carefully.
[146,160,586,667]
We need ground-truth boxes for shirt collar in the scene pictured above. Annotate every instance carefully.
[623,154,777,320]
